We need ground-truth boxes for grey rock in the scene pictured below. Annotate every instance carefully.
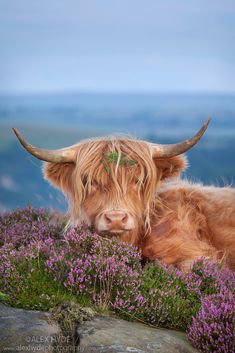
[77,316,199,353]
[0,304,63,353]
[0,304,199,353]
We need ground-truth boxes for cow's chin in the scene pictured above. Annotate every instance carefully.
[98,229,131,240]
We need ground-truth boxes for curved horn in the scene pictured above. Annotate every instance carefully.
[12,128,77,163]
[151,118,211,159]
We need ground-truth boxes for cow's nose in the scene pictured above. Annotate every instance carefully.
[104,211,128,226]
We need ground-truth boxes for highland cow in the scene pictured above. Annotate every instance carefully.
[13,119,235,271]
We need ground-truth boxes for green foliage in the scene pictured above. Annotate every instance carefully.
[136,262,201,331]
[2,257,91,311]
[104,151,136,173]
[0,292,9,301]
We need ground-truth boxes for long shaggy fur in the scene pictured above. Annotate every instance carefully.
[44,137,235,272]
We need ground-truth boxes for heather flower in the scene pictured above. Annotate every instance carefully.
[187,289,235,353]
[0,206,61,248]
[46,224,142,309]
[0,244,17,282]
[135,261,196,330]
[1,206,235,350]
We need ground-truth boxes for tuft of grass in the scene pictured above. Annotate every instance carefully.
[1,258,92,311]
[135,262,201,331]
[103,151,136,173]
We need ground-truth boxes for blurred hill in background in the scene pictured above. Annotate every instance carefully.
[1,92,235,213]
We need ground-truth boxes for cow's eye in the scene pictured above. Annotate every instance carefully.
[91,180,98,189]
[82,176,88,185]
[134,179,141,186]
[133,180,144,191]
[82,177,98,190]
[101,186,109,193]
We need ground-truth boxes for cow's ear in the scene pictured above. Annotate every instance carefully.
[153,155,188,181]
[43,162,75,194]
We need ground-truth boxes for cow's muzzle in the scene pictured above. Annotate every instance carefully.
[96,210,135,234]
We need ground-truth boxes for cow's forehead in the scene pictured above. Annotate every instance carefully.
[81,155,141,183]
[74,138,156,187]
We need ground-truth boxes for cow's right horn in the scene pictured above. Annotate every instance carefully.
[151,118,211,159]
[12,128,77,163]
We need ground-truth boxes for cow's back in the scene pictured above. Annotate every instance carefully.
[153,180,235,270]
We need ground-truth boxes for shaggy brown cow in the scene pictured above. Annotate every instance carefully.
[13,119,235,272]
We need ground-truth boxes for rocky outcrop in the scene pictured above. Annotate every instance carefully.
[0,304,199,353]
[0,304,62,353]
[78,316,199,353]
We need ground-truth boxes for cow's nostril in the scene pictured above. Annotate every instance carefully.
[121,214,128,224]
[104,214,112,224]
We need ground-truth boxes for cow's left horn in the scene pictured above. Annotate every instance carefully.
[12,128,76,163]
[151,118,211,159]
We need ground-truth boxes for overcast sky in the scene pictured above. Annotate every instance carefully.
[0,0,235,94]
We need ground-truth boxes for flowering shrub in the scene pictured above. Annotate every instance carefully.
[186,258,235,296]
[45,226,143,310]
[0,207,71,309]
[135,259,235,351]
[0,207,234,352]
[0,207,60,248]
[185,260,235,352]
[0,207,143,311]
[0,243,21,295]
[135,262,200,330]
[187,289,235,353]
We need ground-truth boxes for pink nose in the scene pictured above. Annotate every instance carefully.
[104,211,128,227]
